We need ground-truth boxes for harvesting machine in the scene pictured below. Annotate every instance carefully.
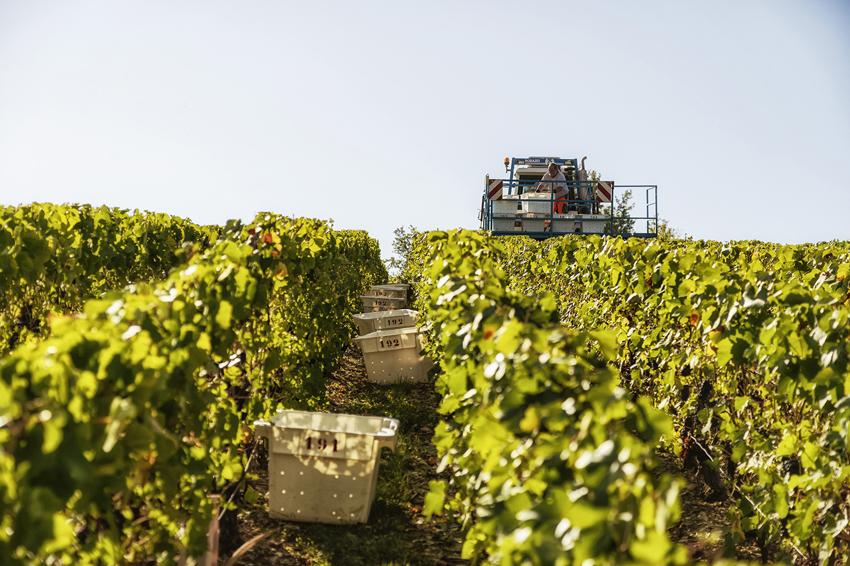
[479,156,658,238]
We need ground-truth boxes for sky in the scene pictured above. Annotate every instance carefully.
[1,0,849,257]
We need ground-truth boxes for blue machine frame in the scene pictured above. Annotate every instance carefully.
[479,156,659,239]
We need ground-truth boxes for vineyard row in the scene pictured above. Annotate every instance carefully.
[405,231,850,564]
[0,207,386,564]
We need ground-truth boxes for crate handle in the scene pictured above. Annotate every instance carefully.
[252,419,272,439]
[378,418,399,434]
[376,418,399,451]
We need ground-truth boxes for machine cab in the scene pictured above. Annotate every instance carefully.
[511,157,578,195]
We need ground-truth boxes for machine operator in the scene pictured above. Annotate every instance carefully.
[535,161,568,213]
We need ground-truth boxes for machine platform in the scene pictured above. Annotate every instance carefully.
[479,156,658,238]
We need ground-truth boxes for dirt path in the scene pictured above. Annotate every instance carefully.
[228,346,465,565]
[661,452,764,563]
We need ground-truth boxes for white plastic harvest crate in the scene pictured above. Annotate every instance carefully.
[552,215,608,235]
[254,410,399,524]
[353,309,418,336]
[354,327,433,384]
[518,216,548,233]
[521,192,554,214]
[491,196,522,215]
[492,215,523,232]
[368,284,409,299]
[360,295,408,312]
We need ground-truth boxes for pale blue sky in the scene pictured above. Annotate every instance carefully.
[1,1,849,256]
